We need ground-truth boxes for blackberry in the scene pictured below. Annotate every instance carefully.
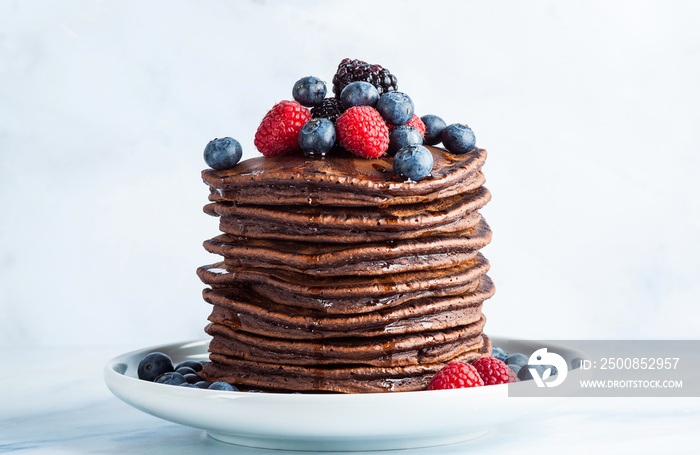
[332,58,398,98]
[311,97,344,123]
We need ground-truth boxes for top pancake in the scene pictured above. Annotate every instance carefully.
[202,146,487,207]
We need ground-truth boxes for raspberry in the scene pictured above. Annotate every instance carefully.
[471,356,517,385]
[254,100,312,157]
[336,106,389,159]
[388,114,426,138]
[427,361,484,390]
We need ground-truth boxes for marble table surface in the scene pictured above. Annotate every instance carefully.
[2,345,699,454]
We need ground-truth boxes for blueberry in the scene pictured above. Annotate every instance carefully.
[505,353,529,368]
[203,137,242,170]
[208,381,238,391]
[491,347,508,362]
[179,383,197,388]
[388,125,423,156]
[393,145,433,182]
[155,372,187,386]
[441,123,476,154]
[292,76,327,107]
[420,115,447,146]
[298,118,336,158]
[517,364,549,381]
[194,381,212,389]
[247,389,266,393]
[137,352,174,382]
[175,360,203,373]
[509,364,522,376]
[376,92,414,125]
[339,81,379,109]
[175,366,197,376]
[183,373,202,384]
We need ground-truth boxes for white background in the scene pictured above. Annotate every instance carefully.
[1,0,699,348]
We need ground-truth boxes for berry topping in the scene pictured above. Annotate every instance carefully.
[254,101,312,157]
[175,366,197,376]
[137,352,174,382]
[376,92,414,126]
[183,373,202,384]
[155,372,187,386]
[405,115,426,137]
[420,114,447,145]
[471,356,517,385]
[209,381,238,391]
[518,364,550,381]
[292,76,327,107]
[427,361,484,390]
[504,353,529,368]
[441,123,476,154]
[175,360,204,372]
[311,97,344,124]
[203,137,243,170]
[388,125,423,156]
[194,381,212,389]
[491,347,508,362]
[332,58,398,98]
[336,106,389,159]
[387,114,426,137]
[299,118,336,158]
[393,144,433,182]
[518,360,559,379]
[339,81,380,109]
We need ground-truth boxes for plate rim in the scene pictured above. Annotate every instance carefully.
[103,336,584,451]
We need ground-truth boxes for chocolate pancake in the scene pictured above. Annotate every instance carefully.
[203,146,487,207]
[204,186,490,243]
[197,252,489,313]
[206,316,486,367]
[203,276,494,339]
[198,140,495,393]
[205,218,492,276]
[200,335,492,393]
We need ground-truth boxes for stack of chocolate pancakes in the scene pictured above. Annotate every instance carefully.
[197,145,494,393]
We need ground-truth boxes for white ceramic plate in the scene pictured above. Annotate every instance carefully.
[104,337,583,452]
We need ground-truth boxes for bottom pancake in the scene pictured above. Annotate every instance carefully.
[200,335,492,393]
